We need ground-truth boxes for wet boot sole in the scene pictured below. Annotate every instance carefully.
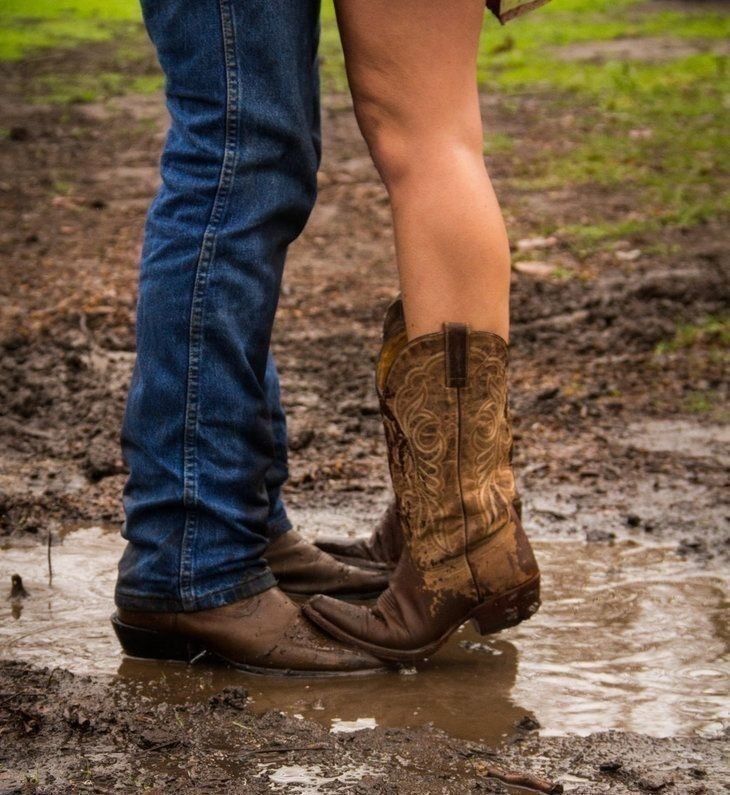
[304,574,541,664]
[110,614,389,678]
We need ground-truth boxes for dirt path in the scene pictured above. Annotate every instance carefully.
[0,33,728,794]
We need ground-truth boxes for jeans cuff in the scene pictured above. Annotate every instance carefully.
[114,568,277,613]
[267,512,292,541]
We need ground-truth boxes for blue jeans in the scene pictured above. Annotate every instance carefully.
[115,0,321,612]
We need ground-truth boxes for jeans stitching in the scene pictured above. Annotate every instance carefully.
[179,0,240,609]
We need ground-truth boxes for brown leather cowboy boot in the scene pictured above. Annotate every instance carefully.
[314,296,522,574]
[304,324,540,662]
[266,530,389,599]
[314,297,408,571]
[112,585,386,676]
[313,499,402,571]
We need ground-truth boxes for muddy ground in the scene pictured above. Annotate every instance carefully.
[0,659,726,794]
[0,25,728,795]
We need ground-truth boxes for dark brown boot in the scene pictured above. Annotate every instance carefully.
[314,297,407,571]
[314,499,403,571]
[314,296,522,573]
[267,530,389,599]
[304,325,540,662]
[112,586,386,676]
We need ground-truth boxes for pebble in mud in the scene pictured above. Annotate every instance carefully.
[585,528,616,543]
[8,574,28,600]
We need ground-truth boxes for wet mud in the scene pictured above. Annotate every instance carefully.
[1,524,727,745]
[1,25,728,795]
[1,656,727,794]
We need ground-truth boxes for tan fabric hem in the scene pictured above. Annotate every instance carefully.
[489,0,552,25]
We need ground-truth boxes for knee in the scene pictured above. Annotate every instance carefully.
[351,92,415,188]
[352,91,483,192]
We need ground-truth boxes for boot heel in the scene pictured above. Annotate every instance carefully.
[111,614,204,663]
[470,575,541,636]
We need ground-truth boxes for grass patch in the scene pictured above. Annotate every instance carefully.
[484,131,516,155]
[35,72,161,105]
[0,1,142,61]
[0,1,159,104]
[561,217,658,255]
[3,0,727,259]
[682,388,728,420]
[655,316,730,355]
[472,1,730,252]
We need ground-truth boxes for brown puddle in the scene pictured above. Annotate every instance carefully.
[1,522,727,747]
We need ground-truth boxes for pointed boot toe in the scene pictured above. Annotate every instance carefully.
[304,594,368,639]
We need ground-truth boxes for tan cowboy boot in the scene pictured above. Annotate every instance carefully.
[112,586,386,676]
[267,530,389,599]
[304,324,540,662]
[314,296,522,573]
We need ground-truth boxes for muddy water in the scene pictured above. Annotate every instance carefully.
[1,522,727,747]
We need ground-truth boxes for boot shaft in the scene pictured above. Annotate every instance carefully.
[379,324,516,569]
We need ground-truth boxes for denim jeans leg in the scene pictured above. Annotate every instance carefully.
[265,6,321,545]
[264,352,293,541]
[116,0,322,612]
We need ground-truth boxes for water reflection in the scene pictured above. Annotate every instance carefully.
[114,634,533,746]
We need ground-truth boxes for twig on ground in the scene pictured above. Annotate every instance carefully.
[482,765,563,794]
[47,531,53,585]
[241,744,329,759]
[146,739,182,753]
[0,416,54,439]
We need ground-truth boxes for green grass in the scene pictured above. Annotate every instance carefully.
[2,0,727,255]
[0,0,142,61]
[518,55,728,235]
[683,389,727,418]
[655,316,730,355]
[36,72,161,105]
[471,0,730,251]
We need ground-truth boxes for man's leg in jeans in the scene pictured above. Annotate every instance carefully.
[116,0,324,612]
[113,0,383,675]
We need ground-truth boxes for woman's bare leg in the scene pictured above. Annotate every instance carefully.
[335,0,510,340]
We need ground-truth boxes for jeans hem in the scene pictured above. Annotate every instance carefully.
[114,568,276,613]
[267,514,292,541]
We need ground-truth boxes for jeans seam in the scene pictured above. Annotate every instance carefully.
[179,0,240,609]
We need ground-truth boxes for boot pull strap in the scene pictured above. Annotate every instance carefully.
[443,323,469,388]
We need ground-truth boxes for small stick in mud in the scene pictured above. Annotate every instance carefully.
[47,531,53,585]
[482,764,563,794]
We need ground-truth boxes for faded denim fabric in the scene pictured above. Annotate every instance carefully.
[115,0,321,612]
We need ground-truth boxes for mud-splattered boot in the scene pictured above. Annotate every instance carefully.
[315,296,522,574]
[112,586,387,676]
[304,324,540,662]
